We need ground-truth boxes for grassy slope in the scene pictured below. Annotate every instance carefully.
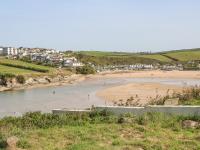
[0,58,70,77]
[76,51,162,65]
[138,54,172,62]
[0,64,36,75]
[78,49,200,63]
[163,50,200,61]
[0,58,53,71]
[78,51,134,57]
[0,112,200,150]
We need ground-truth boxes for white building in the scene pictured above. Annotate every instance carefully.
[2,47,19,55]
[0,47,3,55]
[63,57,83,67]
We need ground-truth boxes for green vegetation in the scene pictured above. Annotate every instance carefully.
[0,73,16,86]
[75,49,200,65]
[138,54,172,62]
[0,58,67,77]
[0,58,51,73]
[0,64,35,75]
[161,48,200,62]
[76,65,96,74]
[0,111,200,149]
[75,52,161,66]
[16,75,26,84]
[147,86,200,106]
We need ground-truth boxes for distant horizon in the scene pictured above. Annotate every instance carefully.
[1,1,200,52]
[1,45,200,53]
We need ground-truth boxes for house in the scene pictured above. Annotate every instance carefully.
[0,47,3,55]
[63,57,83,67]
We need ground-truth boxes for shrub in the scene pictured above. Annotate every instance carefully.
[0,133,7,149]
[76,65,96,74]
[17,139,31,149]
[16,75,25,84]
[0,73,15,86]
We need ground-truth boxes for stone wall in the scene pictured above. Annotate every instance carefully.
[94,105,200,116]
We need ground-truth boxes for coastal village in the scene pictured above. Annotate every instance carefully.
[0,46,197,72]
[0,46,83,68]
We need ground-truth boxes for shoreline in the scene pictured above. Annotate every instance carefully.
[0,74,86,92]
[1,70,200,92]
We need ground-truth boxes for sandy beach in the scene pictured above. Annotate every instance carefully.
[94,70,200,104]
[90,70,200,79]
[96,82,183,105]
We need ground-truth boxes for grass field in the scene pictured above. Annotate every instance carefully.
[0,58,53,71]
[138,54,172,62]
[78,51,135,57]
[0,65,35,75]
[0,112,200,150]
[162,50,200,62]
[77,49,200,64]
[0,58,60,76]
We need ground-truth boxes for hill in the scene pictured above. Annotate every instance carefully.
[0,57,69,77]
[75,48,200,65]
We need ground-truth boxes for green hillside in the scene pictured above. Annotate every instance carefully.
[75,51,162,65]
[162,49,200,62]
[138,54,172,62]
[0,58,56,76]
[77,48,200,64]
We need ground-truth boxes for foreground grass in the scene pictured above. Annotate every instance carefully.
[181,99,200,105]
[0,112,200,150]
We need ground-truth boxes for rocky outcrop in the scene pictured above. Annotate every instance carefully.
[6,136,19,150]
[182,120,200,129]
[0,74,84,92]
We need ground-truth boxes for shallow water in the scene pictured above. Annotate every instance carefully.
[0,77,200,117]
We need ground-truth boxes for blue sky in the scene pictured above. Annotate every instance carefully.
[0,0,200,52]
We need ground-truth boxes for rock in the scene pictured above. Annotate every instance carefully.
[51,76,64,82]
[44,77,51,83]
[182,120,200,129]
[118,117,133,124]
[6,136,19,150]
[36,78,47,84]
[25,78,36,85]
[164,98,179,105]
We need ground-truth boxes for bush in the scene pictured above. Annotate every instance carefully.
[0,133,7,149]
[17,139,31,149]
[76,65,96,74]
[0,73,15,86]
[16,75,25,84]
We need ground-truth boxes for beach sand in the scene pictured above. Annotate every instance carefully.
[90,70,200,79]
[96,82,183,105]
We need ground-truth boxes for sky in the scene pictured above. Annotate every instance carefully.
[0,0,200,52]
